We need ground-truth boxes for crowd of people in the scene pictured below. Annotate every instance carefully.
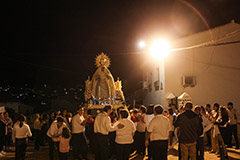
[0,101,239,160]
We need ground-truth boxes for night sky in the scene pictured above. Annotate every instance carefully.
[2,0,240,93]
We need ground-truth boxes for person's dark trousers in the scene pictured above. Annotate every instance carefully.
[34,129,41,150]
[109,131,116,157]
[15,138,27,160]
[41,123,49,146]
[205,129,212,147]
[151,140,168,160]
[72,132,88,159]
[47,136,60,160]
[95,133,110,160]
[196,137,204,160]
[0,134,5,152]
[218,134,228,160]
[178,142,181,160]
[132,133,137,152]
[147,140,153,160]
[5,132,12,150]
[59,152,68,160]
[219,127,228,146]
[135,131,146,154]
[116,143,132,160]
[39,129,45,146]
[169,131,174,146]
[228,124,239,148]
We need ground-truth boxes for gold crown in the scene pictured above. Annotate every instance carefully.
[95,52,111,68]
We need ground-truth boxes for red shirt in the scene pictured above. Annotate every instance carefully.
[131,116,139,123]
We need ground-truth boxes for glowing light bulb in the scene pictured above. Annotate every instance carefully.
[149,39,170,60]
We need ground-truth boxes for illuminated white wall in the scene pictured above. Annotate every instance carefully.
[143,61,165,107]
[143,22,240,115]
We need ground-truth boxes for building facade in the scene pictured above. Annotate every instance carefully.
[142,21,240,114]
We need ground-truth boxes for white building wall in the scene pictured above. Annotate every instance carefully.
[143,22,240,113]
[165,44,240,109]
[143,62,165,107]
[165,22,240,112]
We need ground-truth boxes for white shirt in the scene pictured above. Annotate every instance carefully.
[12,122,32,143]
[94,112,117,135]
[115,119,136,144]
[47,120,67,138]
[72,114,85,134]
[211,110,218,119]
[136,113,146,132]
[147,114,170,141]
[201,114,213,137]
[146,114,154,127]
[228,108,238,125]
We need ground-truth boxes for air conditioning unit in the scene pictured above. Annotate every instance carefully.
[182,76,196,87]
[143,81,148,89]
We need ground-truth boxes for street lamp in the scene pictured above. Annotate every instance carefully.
[149,39,171,60]
[137,39,171,60]
[138,40,146,49]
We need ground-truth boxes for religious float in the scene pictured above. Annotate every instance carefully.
[84,53,125,110]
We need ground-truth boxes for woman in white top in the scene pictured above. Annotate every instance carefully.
[115,109,136,160]
[12,114,32,160]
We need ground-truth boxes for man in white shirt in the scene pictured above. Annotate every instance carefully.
[47,116,67,160]
[94,105,124,160]
[115,109,136,160]
[227,102,239,149]
[72,106,89,160]
[145,105,170,160]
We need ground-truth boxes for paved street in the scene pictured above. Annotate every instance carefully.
[1,142,240,160]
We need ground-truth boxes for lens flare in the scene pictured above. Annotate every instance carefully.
[138,40,146,48]
[149,39,171,60]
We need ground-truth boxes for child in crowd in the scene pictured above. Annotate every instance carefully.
[52,127,71,160]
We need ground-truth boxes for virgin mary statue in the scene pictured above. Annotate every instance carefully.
[91,53,115,102]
